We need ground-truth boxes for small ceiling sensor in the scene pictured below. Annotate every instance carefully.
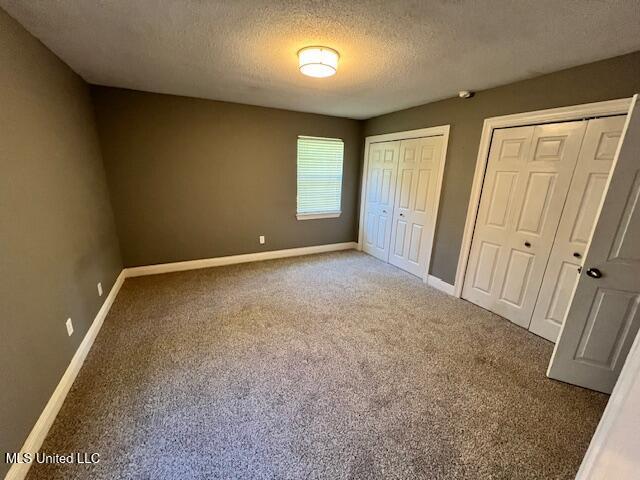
[458,90,473,99]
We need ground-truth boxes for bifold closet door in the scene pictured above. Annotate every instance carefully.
[388,136,444,277]
[362,141,400,261]
[529,115,626,342]
[462,121,586,328]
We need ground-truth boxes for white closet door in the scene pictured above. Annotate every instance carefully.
[530,116,626,342]
[462,121,586,327]
[363,141,400,261]
[548,96,640,393]
[388,136,444,277]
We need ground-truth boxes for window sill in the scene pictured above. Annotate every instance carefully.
[296,211,341,221]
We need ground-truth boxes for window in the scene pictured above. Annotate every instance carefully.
[296,136,344,220]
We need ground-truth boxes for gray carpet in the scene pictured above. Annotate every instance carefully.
[28,251,607,479]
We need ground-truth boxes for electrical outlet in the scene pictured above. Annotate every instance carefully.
[259,235,265,245]
[65,318,74,336]
[97,282,103,297]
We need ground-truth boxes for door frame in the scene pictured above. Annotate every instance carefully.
[453,98,632,298]
[357,125,451,283]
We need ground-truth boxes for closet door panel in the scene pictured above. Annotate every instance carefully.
[463,127,532,308]
[530,115,626,342]
[393,219,407,256]
[397,169,413,208]
[389,136,444,277]
[408,224,424,263]
[472,241,501,294]
[363,141,400,261]
[515,171,557,235]
[414,169,432,212]
[568,173,609,243]
[463,127,532,310]
[463,122,587,327]
[500,249,534,307]
[543,261,580,324]
[485,171,518,228]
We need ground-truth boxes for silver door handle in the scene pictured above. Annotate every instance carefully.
[586,267,602,279]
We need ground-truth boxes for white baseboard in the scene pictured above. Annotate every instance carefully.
[427,274,456,295]
[124,241,358,277]
[5,271,126,480]
[5,241,358,480]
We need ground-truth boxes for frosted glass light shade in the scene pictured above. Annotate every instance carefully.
[298,46,339,78]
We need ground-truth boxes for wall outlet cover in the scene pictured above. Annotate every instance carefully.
[97,282,103,296]
[259,235,265,244]
[65,318,74,336]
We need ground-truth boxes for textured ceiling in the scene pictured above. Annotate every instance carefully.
[2,0,640,119]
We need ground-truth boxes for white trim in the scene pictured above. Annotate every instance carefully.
[427,275,455,295]
[453,97,632,298]
[425,127,450,283]
[576,329,640,479]
[296,211,341,220]
[297,135,343,142]
[124,242,358,277]
[5,242,359,479]
[357,125,451,284]
[363,126,450,144]
[5,271,126,480]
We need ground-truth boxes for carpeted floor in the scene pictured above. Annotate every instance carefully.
[28,251,607,479]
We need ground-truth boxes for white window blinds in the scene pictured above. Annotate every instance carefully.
[296,136,344,219]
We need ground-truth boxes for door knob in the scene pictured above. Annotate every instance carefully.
[382,209,387,214]
[585,267,602,279]
[524,241,531,248]
[573,252,582,258]
[400,213,405,217]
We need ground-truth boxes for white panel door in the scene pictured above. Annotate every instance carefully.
[530,116,626,342]
[462,121,587,327]
[362,141,400,261]
[548,96,640,394]
[388,136,444,277]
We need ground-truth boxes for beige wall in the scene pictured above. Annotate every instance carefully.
[91,87,363,267]
[365,51,640,284]
[0,9,122,473]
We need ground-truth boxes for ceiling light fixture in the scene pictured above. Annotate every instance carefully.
[298,46,339,78]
